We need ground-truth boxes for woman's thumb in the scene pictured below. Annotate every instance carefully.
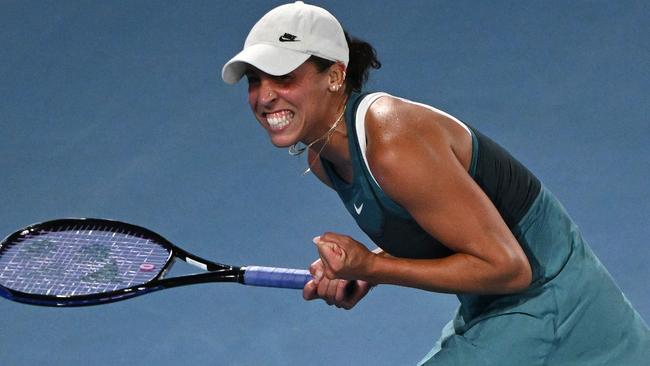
[313,236,345,274]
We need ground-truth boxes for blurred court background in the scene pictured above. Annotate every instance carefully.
[1,1,648,365]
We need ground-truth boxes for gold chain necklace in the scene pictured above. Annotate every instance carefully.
[289,105,346,175]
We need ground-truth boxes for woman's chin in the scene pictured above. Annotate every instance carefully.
[268,135,296,148]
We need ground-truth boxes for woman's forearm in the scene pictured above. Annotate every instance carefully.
[363,252,531,295]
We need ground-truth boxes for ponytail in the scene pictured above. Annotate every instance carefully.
[308,31,381,94]
[344,32,381,93]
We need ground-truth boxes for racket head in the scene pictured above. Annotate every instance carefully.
[0,218,180,306]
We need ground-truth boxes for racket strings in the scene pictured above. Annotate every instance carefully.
[0,224,170,296]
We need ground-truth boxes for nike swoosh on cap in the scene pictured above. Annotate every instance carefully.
[278,33,300,42]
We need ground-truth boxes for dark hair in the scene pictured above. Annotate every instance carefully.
[309,31,381,94]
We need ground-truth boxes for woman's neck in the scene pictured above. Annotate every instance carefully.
[303,93,350,174]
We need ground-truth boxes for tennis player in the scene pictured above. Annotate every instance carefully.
[222,2,649,364]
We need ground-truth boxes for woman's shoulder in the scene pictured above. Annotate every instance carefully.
[362,93,473,176]
[364,94,459,145]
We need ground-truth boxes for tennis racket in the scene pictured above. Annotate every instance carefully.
[0,218,312,307]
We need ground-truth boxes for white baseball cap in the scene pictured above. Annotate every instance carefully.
[221,1,349,84]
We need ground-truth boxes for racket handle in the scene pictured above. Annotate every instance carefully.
[243,266,312,289]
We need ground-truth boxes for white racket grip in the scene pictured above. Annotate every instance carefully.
[243,266,312,289]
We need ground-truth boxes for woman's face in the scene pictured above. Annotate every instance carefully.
[245,61,333,148]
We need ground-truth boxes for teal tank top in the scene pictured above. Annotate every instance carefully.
[321,92,567,317]
[322,92,650,363]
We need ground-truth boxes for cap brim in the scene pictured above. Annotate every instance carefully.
[221,44,312,84]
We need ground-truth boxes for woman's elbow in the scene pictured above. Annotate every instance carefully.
[489,247,532,294]
[502,255,533,293]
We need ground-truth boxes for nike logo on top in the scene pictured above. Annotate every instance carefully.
[279,33,299,42]
[354,202,364,215]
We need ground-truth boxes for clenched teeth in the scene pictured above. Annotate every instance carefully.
[266,110,293,130]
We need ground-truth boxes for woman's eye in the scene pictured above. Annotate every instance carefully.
[246,74,260,85]
[276,74,293,82]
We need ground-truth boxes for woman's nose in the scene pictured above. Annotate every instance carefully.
[259,82,277,105]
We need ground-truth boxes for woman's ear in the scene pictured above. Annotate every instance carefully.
[328,62,346,92]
